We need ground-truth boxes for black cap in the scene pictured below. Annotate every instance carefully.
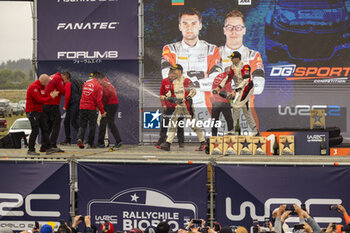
[228,51,241,59]
[90,71,104,79]
[170,64,183,71]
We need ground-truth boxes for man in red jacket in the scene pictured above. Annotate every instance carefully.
[61,72,81,145]
[42,72,69,152]
[97,76,122,148]
[26,74,59,155]
[77,71,106,149]
[155,69,184,148]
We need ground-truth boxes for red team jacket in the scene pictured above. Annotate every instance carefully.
[26,80,53,112]
[160,78,176,109]
[79,78,105,114]
[101,77,119,106]
[44,72,65,105]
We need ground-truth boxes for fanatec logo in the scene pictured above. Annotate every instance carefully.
[57,22,119,30]
[57,51,118,59]
[225,198,342,223]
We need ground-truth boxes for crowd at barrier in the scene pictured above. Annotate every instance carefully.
[1,205,349,233]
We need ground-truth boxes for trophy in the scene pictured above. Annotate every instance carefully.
[279,135,295,156]
[223,135,238,156]
[310,109,325,129]
[238,136,253,155]
[253,137,266,156]
[210,136,224,155]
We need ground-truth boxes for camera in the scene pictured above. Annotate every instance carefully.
[192,219,202,225]
[294,224,304,230]
[79,215,85,222]
[329,205,339,211]
[263,218,270,228]
[214,222,221,232]
[301,204,306,211]
[104,220,110,231]
[332,223,336,231]
[34,221,39,230]
[286,205,298,215]
[253,219,259,233]
[341,225,350,233]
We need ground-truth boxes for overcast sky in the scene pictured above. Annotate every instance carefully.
[0,1,33,63]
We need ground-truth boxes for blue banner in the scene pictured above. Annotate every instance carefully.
[216,165,350,228]
[77,163,207,232]
[0,162,70,231]
[37,0,138,61]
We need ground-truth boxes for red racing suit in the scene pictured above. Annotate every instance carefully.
[79,78,105,114]
[160,78,176,109]
[26,80,53,112]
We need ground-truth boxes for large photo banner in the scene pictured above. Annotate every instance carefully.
[143,0,350,141]
[216,165,350,228]
[0,162,70,231]
[77,163,207,232]
[37,0,138,61]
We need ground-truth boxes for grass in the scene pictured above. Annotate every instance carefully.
[0,89,27,103]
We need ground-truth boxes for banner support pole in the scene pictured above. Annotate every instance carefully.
[138,0,144,144]
[68,155,78,222]
[31,0,38,80]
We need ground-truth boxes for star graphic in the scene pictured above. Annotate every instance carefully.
[227,138,236,148]
[150,110,162,122]
[213,142,219,149]
[241,138,250,149]
[282,139,292,149]
[255,140,264,149]
[313,113,322,123]
[130,193,139,202]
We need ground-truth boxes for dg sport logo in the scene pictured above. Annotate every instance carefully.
[143,110,161,129]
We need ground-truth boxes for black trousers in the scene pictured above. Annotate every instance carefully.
[27,111,50,151]
[211,101,234,136]
[77,109,98,146]
[63,101,80,143]
[157,107,184,144]
[98,104,122,145]
[42,105,61,147]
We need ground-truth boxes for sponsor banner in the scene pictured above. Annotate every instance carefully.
[37,0,138,61]
[261,131,329,155]
[216,165,350,228]
[77,163,207,232]
[37,60,139,144]
[0,162,70,231]
[144,0,350,139]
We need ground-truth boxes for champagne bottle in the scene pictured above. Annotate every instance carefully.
[235,119,241,135]
[273,135,279,155]
[320,136,327,155]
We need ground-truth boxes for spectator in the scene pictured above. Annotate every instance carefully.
[157,222,170,233]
